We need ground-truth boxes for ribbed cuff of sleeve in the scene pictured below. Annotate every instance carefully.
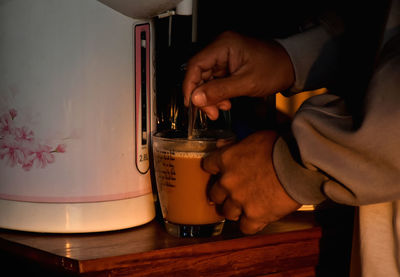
[273,136,327,205]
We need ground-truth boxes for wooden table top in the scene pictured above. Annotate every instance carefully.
[0,211,321,276]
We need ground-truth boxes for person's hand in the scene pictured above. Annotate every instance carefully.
[203,130,301,234]
[183,31,295,120]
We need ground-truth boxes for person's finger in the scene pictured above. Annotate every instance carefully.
[182,64,204,106]
[202,148,225,175]
[216,136,235,148]
[183,68,209,106]
[239,214,268,235]
[217,100,231,111]
[208,182,228,205]
[182,42,230,106]
[222,197,242,221]
[193,100,231,121]
[201,105,220,120]
[190,74,252,107]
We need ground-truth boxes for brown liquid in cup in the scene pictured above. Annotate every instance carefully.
[154,150,223,225]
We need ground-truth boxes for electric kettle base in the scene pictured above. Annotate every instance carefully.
[0,194,155,233]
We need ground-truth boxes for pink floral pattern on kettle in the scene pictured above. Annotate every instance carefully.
[0,108,66,171]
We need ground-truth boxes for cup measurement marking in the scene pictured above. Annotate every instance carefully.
[157,149,176,187]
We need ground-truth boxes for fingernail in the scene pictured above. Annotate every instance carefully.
[192,91,207,106]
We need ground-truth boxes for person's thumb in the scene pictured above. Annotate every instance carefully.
[191,75,251,107]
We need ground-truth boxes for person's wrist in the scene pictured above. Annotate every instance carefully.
[273,40,296,91]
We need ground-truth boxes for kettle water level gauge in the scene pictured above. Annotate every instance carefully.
[135,24,151,174]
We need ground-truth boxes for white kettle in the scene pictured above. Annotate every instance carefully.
[0,0,183,233]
